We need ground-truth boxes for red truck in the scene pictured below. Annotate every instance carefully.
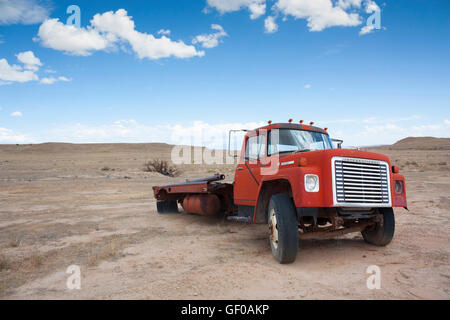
[153,121,407,264]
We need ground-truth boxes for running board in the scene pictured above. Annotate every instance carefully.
[227,216,253,223]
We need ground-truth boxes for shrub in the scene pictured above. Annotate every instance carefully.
[143,159,180,177]
[9,236,22,248]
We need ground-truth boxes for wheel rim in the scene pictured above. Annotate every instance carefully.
[269,208,278,249]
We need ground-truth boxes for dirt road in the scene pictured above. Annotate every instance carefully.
[0,143,449,299]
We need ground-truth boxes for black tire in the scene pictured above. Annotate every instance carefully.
[156,200,179,214]
[267,194,299,264]
[362,207,395,246]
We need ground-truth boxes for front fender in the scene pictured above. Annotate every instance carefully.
[392,173,407,207]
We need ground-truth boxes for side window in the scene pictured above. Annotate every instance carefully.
[245,135,267,160]
[245,136,258,160]
[268,129,279,156]
[258,134,266,159]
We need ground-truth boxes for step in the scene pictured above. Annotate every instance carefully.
[227,216,253,223]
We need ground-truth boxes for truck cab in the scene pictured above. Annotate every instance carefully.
[232,122,407,263]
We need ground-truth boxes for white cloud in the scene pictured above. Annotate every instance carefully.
[206,0,266,19]
[337,0,363,10]
[264,16,278,33]
[11,111,23,117]
[248,1,267,19]
[48,120,265,148]
[364,0,380,13]
[325,115,422,125]
[16,51,42,71]
[192,24,227,49]
[274,0,362,31]
[40,76,71,85]
[0,58,38,83]
[157,29,171,36]
[2,117,449,147]
[205,0,382,34]
[0,51,70,85]
[304,83,311,89]
[0,0,50,25]
[359,25,374,35]
[205,0,380,34]
[36,9,205,59]
[0,127,32,143]
[36,19,114,56]
[324,117,450,146]
[410,124,446,133]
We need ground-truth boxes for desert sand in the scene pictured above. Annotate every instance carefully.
[0,138,449,299]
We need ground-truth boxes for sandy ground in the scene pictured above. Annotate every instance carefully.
[0,143,449,299]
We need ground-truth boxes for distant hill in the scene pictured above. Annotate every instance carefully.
[2,137,449,152]
[362,137,450,151]
[0,142,175,155]
[389,137,450,150]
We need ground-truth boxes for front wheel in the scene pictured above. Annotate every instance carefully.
[362,207,395,246]
[268,194,299,264]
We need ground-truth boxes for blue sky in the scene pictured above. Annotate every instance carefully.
[0,0,449,147]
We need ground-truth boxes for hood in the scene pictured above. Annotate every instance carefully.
[278,148,391,167]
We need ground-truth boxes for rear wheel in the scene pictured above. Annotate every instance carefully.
[362,208,395,246]
[268,194,299,264]
[156,200,179,214]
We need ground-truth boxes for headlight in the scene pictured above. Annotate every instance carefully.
[304,174,319,192]
[395,180,404,194]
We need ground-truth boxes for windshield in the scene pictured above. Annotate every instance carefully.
[268,128,334,155]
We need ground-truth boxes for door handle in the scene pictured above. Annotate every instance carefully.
[237,167,244,171]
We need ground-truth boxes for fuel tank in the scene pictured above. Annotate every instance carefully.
[182,194,221,216]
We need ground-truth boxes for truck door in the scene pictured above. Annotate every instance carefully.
[234,132,267,206]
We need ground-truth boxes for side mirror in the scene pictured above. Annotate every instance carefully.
[332,139,343,149]
[228,129,248,158]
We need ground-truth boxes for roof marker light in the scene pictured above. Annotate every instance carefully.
[324,127,328,131]
[310,121,315,125]
[299,120,304,124]
[268,120,272,124]
[288,118,293,123]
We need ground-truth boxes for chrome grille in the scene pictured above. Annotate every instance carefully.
[333,157,391,206]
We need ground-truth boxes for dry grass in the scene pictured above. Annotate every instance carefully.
[8,235,23,248]
[143,159,180,177]
[0,255,10,271]
[25,255,44,270]
[87,236,123,266]
[0,253,43,273]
